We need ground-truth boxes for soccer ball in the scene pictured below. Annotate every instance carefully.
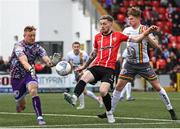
[55,61,71,76]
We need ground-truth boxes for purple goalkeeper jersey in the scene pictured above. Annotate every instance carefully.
[10,40,47,79]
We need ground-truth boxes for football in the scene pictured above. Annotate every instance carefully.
[55,61,71,76]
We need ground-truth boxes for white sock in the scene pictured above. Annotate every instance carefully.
[86,90,99,102]
[111,89,121,112]
[120,86,126,99]
[159,87,173,110]
[126,82,132,99]
[79,93,85,107]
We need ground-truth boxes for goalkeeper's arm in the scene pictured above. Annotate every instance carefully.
[42,55,53,67]
[18,55,36,79]
[42,53,62,67]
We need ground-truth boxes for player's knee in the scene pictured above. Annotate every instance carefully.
[99,89,108,97]
[80,71,94,83]
[83,90,87,95]
[116,79,128,91]
[29,88,38,97]
[150,80,161,91]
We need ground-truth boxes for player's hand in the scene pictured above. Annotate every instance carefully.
[149,25,159,32]
[51,53,61,66]
[143,25,159,36]
[74,66,85,73]
[29,66,36,79]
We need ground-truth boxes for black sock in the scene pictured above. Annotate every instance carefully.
[102,93,111,111]
[74,80,86,97]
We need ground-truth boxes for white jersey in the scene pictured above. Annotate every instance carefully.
[66,51,89,67]
[123,25,149,64]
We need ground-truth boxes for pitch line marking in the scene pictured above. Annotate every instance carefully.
[134,97,180,101]
[0,111,179,123]
[3,122,174,128]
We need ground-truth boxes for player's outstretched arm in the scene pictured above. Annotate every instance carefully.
[42,56,53,67]
[75,49,97,72]
[42,53,61,67]
[129,25,159,43]
[85,49,97,67]
[147,34,160,49]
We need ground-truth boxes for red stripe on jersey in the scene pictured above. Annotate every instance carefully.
[92,31,129,69]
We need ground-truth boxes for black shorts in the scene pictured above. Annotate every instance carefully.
[88,66,114,85]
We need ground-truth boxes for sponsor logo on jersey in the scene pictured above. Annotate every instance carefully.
[113,37,117,42]
[100,46,114,50]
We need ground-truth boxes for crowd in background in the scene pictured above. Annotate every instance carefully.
[98,0,180,85]
[0,56,10,74]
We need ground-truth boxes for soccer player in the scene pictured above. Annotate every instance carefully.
[64,15,158,123]
[98,7,177,120]
[66,41,103,109]
[9,26,60,125]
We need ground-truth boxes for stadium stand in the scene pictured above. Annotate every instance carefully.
[97,0,180,89]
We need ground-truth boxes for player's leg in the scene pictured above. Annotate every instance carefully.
[27,82,46,125]
[76,93,85,109]
[16,98,26,113]
[140,63,177,120]
[84,88,103,108]
[97,80,128,119]
[64,69,95,106]
[25,73,46,125]
[119,84,126,101]
[126,82,135,101]
[98,62,135,119]
[99,82,115,123]
[112,61,135,112]
[11,78,27,113]
[73,71,85,109]
[150,79,177,120]
[111,79,129,112]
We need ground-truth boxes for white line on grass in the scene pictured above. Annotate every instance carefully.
[0,111,179,122]
[134,98,180,101]
[3,122,173,128]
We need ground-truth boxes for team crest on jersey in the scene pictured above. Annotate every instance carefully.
[113,37,117,42]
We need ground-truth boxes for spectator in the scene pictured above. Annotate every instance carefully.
[162,47,170,59]
[166,57,174,73]
[156,55,167,74]
[160,0,168,7]
[169,65,180,88]
[0,56,9,73]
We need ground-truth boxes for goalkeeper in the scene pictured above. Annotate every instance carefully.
[9,26,61,125]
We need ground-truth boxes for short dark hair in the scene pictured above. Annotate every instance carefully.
[72,41,80,46]
[99,15,114,22]
[24,26,36,32]
[127,7,141,17]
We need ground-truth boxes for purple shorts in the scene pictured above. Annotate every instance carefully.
[11,73,38,102]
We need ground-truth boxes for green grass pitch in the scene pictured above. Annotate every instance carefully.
[0,92,180,128]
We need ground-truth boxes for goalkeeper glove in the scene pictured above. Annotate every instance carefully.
[29,66,36,79]
[51,53,61,66]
